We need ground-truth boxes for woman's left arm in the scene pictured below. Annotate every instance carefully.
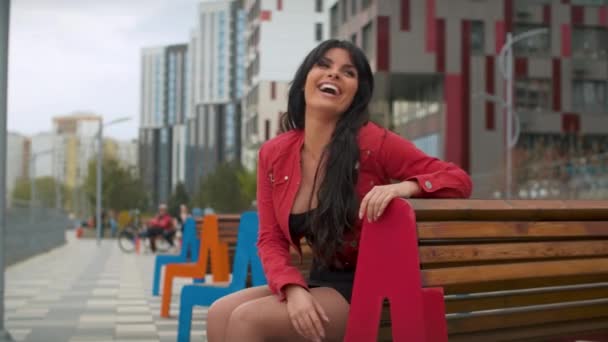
[359,130,473,222]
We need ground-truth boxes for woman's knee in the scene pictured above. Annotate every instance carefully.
[228,301,259,327]
[207,295,234,322]
[208,286,272,324]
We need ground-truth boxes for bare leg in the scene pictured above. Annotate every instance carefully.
[206,285,273,342]
[224,287,350,342]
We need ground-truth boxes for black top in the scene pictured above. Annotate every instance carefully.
[289,210,313,245]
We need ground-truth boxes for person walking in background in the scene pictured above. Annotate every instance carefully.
[108,210,118,238]
[176,204,190,231]
[141,204,175,253]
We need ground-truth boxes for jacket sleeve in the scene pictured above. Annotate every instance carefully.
[256,144,308,301]
[379,130,473,198]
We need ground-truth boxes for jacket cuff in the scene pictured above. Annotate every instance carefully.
[406,175,440,195]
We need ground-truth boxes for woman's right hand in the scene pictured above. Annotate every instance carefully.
[284,285,330,341]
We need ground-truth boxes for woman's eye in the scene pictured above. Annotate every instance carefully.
[345,70,356,77]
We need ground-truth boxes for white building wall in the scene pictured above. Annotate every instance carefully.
[258,0,327,82]
[30,132,58,179]
[115,140,138,170]
[199,1,234,105]
[242,0,328,170]
[188,29,199,120]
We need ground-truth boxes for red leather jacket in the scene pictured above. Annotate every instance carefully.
[256,123,472,300]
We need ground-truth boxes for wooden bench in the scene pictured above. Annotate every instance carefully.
[294,200,608,341]
[195,214,240,264]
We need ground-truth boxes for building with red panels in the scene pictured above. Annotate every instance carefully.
[330,0,608,198]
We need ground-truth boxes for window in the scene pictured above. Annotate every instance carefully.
[573,80,608,113]
[362,0,371,9]
[572,27,608,60]
[265,119,271,141]
[412,134,440,158]
[471,21,484,54]
[330,4,339,37]
[315,23,323,41]
[316,0,323,12]
[513,24,550,56]
[362,21,373,56]
[352,0,357,15]
[515,79,552,112]
[270,81,276,100]
[342,0,348,23]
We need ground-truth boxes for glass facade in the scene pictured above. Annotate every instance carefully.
[572,27,608,60]
[513,24,550,56]
[155,55,163,125]
[471,21,484,55]
[515,79,552,112]
[218,10,226,99]
[168,53,176,125]
[236,10,246,99]
[412,134,441,158]
[573,80,608,114]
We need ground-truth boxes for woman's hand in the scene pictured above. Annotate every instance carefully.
[284,285,330,342]
[359,181,421,222]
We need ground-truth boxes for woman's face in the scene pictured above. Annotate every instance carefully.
[304,47,359,119]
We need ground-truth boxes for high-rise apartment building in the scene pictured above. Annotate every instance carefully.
[185,0,246,194]
[241,0,331,170]
[331,0,608,198]
[52,113,101,189]
[139,44,189,205]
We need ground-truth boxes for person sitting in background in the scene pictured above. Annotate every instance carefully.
[141,204,175,253]
[108,210,118,238]
[176,204,191,232]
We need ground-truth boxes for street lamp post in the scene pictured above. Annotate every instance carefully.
[477,28,548,199]
[96,117,131,245]
[1,0,12,339]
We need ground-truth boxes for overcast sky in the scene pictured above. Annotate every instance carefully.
[7,0,198,140]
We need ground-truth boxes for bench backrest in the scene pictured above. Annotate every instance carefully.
[412,199,608,341]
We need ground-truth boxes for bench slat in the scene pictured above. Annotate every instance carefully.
[411,199,608,221]
[422,258,608,286]
[420,240,608,264]
[446,317,608,342]
[446,299,608,334]
[417,221,608,239]
[445,285,608,313]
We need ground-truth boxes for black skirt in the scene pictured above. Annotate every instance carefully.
[307,261,355,303]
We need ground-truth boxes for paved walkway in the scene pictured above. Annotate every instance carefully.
[4,232,208,342]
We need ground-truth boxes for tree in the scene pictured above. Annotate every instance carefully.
[12,177,66,208]
[168,182,190,218]
[194,162,256,213]
[84,157,149,214]
[237,166,256,208]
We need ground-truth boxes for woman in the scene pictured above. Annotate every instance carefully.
[206,39,472,342]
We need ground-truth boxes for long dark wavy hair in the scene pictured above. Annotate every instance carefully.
[279,39,374,267]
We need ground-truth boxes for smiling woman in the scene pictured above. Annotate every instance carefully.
[205,39,472,342]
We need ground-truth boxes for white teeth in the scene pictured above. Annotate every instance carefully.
[319,83,339,95]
